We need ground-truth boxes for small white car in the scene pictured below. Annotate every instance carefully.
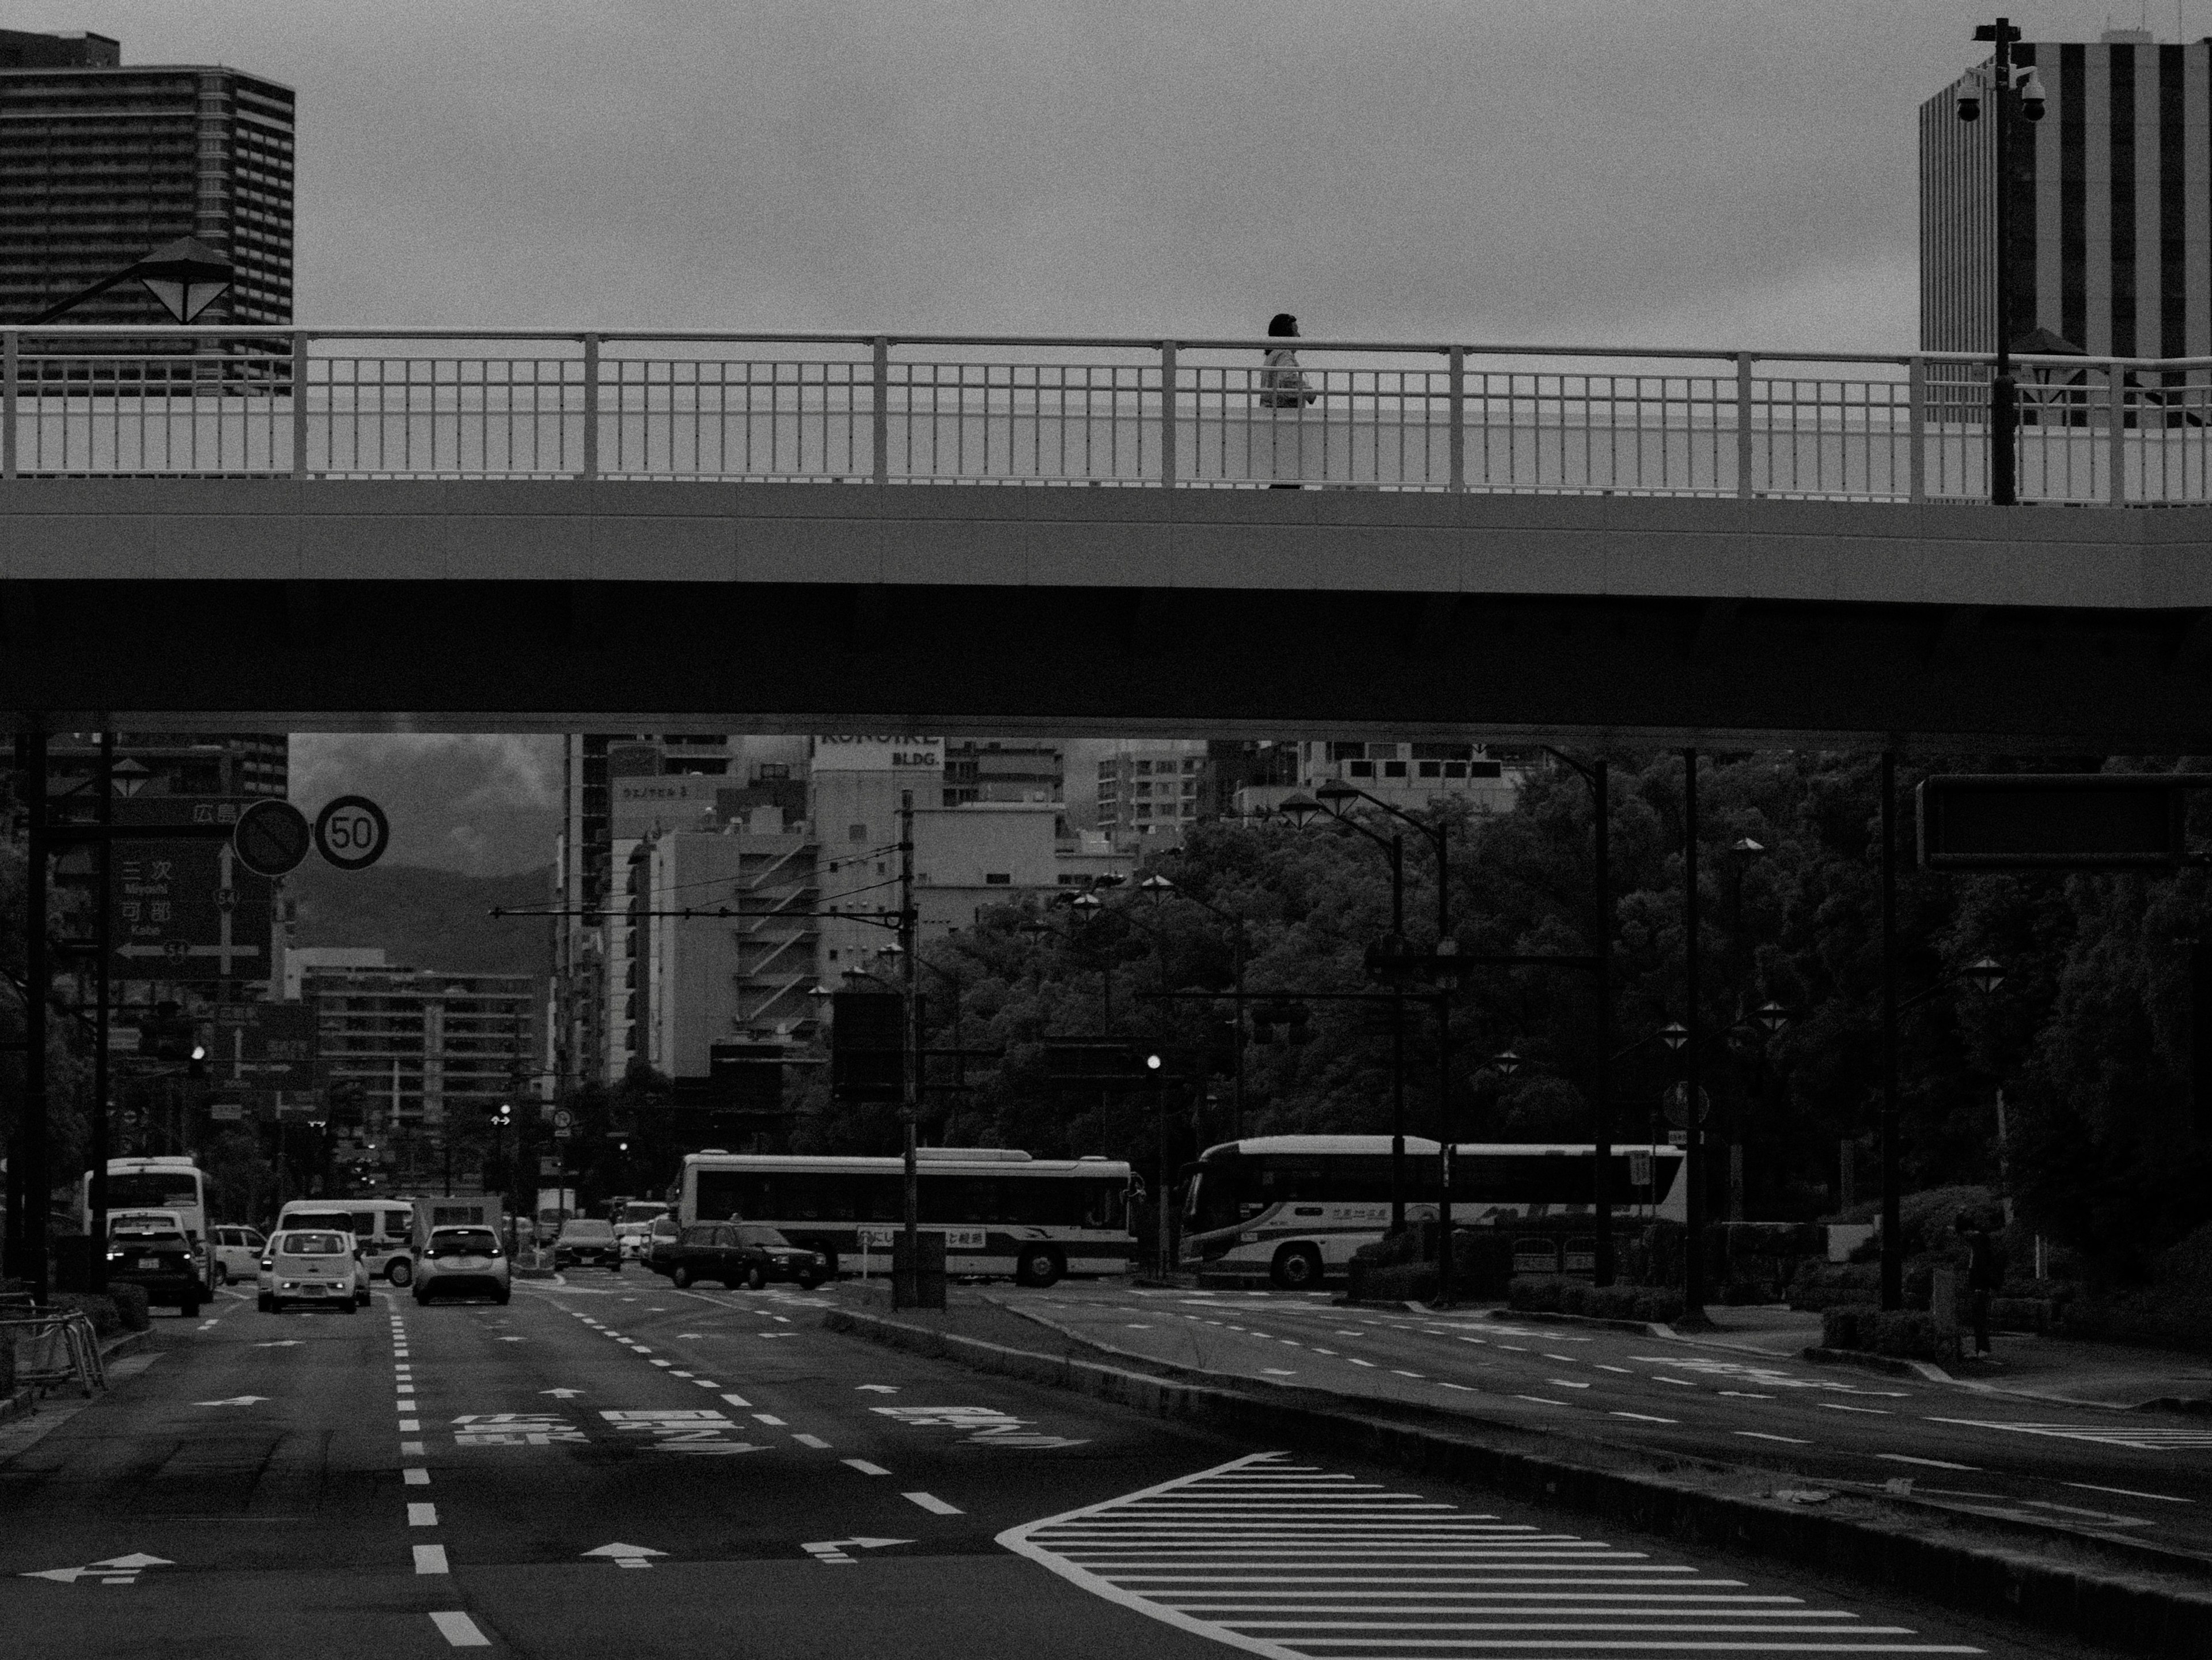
[412,1226,512,1305]
[257,1228,363,1314]
[213,1225,266,1285]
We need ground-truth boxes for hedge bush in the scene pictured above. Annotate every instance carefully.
[1820,1306,1871,1350]
[46,1292,120,1337]
[1870,1310,1938,1359]
[1362,1262,1440,1303]
[1506,1275,1685,1324]
[107,1283,151,1332]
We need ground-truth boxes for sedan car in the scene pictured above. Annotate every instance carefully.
[660,1222,826,1290]
[257,1229,361,1314]
[107,1226,204,1315]
[413,1226,512,1305]
[552,1217,622,1272]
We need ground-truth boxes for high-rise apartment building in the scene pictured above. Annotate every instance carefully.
[0,29,294,326]
[1922,29,2212,359]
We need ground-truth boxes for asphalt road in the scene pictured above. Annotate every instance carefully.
[0,1272,2135,1659]
[1009,1285,2212,1559]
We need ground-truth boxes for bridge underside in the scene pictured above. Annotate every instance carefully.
[2,576,2209,750]
[3,481,2209,747]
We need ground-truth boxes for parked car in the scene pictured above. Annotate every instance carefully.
[552,1217,622,1272]
[213,1224,266,1285]
[107,1225,203,1314]
[257,1229,362,1314]
[412,1226,512,1305]
[660,1222,827,1290]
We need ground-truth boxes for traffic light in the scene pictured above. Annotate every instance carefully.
[490,1102,513,1128]
[1205,1016,1241,1077]
[830,992,905,1102]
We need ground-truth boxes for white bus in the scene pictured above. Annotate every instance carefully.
[679,1147,1136,1288]
[1179,1135,1688,1290]
[82,1156,216,1294]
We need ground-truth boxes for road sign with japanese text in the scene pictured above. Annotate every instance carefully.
[214,1001,317,1087]
[109,801,274,982]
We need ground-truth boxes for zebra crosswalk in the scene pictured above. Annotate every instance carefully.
[999,1451,1980,1658]
[1926,1417,2212,1453]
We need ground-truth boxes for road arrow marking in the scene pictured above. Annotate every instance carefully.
[539,1388,585,1398]
[856,1385,900,1393]
[192,1396,269,1406]
[582,1543,666,1568]
[802,1537,913,1564]
[21,1553,173,1586]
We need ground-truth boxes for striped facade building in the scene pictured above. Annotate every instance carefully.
[1922,31,2212,360]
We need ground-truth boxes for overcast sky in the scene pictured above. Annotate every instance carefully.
[28,2,2179,871]
[19,1,2184,351]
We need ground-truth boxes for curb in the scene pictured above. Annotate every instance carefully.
[821,1304,2212,1659]
[100,1329,150,1364]
[1497,1307,1674,1338]
[1803,1344,1955,1382]
[0,1386,32,1425]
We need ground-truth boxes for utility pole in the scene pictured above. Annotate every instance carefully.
[1592,758,1614,1287]
[89,733,113,1290]
[21,734,50,1300]
[1880,751,1903,1311]
[899,789,919,1280]
[1681,747,1705,1324]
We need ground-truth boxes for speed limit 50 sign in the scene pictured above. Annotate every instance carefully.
[314,795,391,871]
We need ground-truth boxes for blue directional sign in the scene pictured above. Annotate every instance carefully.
[108,798,275,983]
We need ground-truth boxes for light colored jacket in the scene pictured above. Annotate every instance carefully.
[1259,346,1316,409]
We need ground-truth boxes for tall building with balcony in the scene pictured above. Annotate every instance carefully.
[1921,29,2212,360]
[1086,740,1206,845]
[302,961,534,1184]
[0,29,294,325]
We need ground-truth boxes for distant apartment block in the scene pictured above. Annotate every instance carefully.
[0,28,294,325]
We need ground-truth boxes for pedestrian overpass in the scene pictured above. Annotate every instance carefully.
[3,325,2210,747]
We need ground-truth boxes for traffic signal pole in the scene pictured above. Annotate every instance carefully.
[899,791,920,1288]
[89,733,112,1288]
[20,733,49,1300]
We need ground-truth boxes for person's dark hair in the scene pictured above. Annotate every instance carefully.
[1268,313,1299,338]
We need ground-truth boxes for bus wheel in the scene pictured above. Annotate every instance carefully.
[1271,1244,1324,1291]
[1015,1246,1063,1289]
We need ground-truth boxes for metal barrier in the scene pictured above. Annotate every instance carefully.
[3,327,2209,504]
[2,1309,106,1399]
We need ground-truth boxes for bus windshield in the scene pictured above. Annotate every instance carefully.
[106,1172,201,1210]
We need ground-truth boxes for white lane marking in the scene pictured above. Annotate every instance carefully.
[721,1393,752,1408]
[793,1434,832,1449]
[2067,1482,2195,1503]
[1514,1396,1571,1406]
[1438,1382,1478,1392]
[1346,1359,1377,1368]
[1736,1431,1813,1445]
[650,1359,672,1368]
[412,1544,450,1574]
[1652,1376,1696,1387]
[1595,1364,1631,1374]
[427,1610,488,1646]
[1926,1416,2212,1451]
[400,1440,425,1457]
[844,1459,891,1476]
[1546,1379,1591,1390]
[1878,1454,1980,1472]
[1390,1371,1425,1379]
[1820,1403,1891,1415]
[693,1379,720,1388]
[404,1468,430,1486]
[753,1413,786,1426]
[399,1419,422,1432]
[903,1491,963,1515]
[857,1385,900,1394]
[1263,1369,1297,1376]
[408,1503,438,1526]
[1611,1412,1679,1423]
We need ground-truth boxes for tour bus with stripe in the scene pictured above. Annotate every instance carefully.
[679,1147,1137,1288]
[1179,1134,1688,1290]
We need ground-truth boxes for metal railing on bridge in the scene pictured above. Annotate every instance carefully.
[2,326,2205,504]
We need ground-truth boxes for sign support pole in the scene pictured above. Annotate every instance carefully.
[1681,747,1704,1324]
[89,733,113,1289]
[21,734,50,1301]
[898,789,919,1302]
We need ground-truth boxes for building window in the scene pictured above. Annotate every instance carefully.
[1181,780,1196,795]
[1472,761,1503,778]
[1383,761,1408,778]
[1135,761,1152,775]
[849,823,868,842]
[1136,804,1153,818]
[1418,761,1442,779]
[985,873,1012,885]
[1444,762,1468,778]
[1328,742,1366,761]
[1135,782,1152,797]
[1180,801,1194,816]
[1349,761,1374,778]
[1097,761,1116,779]
[1183,758,1199,773]
[827,949,838,961]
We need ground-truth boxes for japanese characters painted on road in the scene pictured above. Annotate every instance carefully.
[312,793,390,872]
[582,1543,665,1569]
[230,798,312,878]
[803,1537,912,1565]
[601,1409,767,1454]
[870,1404,1088,1449]
[450,1413,586,1446]
[110,798,274,983]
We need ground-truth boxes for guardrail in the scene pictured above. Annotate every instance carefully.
[3,327,2207,504]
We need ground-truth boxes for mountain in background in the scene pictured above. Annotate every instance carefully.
[287,861,555,988]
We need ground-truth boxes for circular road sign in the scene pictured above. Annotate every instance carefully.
[314,795,391,871]
[232,799,313,878]
[552,1108,574,1129]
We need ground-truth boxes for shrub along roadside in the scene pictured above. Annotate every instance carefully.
[106,1283,151,1332]
[1820,1304,1938,1360]
[1508,1275,1686,1324]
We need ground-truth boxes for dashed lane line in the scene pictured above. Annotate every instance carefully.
[413,1545,449,1575]
[904,1491,963,1515]
[844,1459,891,1476]
[429,1611,491,1647]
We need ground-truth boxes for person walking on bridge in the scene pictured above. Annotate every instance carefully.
[1259,312,1317,487]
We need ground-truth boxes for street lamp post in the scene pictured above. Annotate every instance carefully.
[1539,749,1616,1285]
[1955,19,2046,508]
[1137,872,1248,1143]
[1281,789,1412,1233]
